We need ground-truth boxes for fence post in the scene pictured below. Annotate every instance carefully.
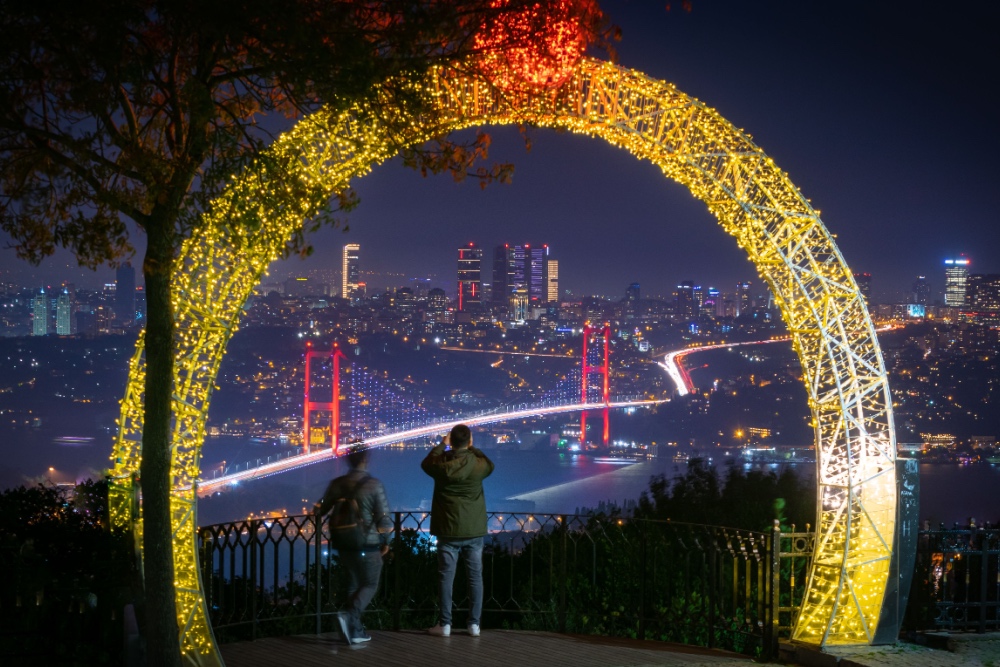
[315,514,322,636]
[708,541,717,650]
[393,512,402,631]
[250,519,258,641]
[768,520,781,660]
[980,528,988,634]
[638,522,647,641]
[559,515,568,634]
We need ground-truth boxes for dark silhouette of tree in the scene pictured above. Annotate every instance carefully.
[0,2,608,664]
[637,459,813,532]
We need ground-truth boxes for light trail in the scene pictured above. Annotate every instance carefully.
[439,346,574,359]
[658,325,896,396]
[658,336,792,396]
[195,398,666,496]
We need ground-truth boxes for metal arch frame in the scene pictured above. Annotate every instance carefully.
[109,57,895,664]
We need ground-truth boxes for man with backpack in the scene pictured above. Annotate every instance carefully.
[421,424,495,637]
[314,443,392,645]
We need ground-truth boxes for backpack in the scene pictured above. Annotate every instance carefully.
[327,474,371,551]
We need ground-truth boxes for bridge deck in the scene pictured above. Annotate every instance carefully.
[219,629,751,667]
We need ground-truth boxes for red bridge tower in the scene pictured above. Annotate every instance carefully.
[581,323,610,448]
[303,344,346,454]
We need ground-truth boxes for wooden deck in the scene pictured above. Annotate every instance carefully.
[219,629,754,667]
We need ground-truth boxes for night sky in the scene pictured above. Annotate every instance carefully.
[4,1,999,303]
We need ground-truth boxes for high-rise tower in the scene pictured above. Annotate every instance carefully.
[32,290,49,336]
[341,243,361,300]
[853,272,872,307]
[676,281,695,318]
[736,281,752,316]
[547,259,559,303]
[457,243,482,311]
[116,263,136,326]
[56,290,75,335]
[913,276,931,306]
[944,256,970,307]
[492,243,553,314]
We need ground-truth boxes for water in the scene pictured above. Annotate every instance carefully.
[6,425,1000,529]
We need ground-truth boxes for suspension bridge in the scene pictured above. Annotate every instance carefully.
[196,324,664,496]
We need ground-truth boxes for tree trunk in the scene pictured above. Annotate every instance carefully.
[141,216,182,667]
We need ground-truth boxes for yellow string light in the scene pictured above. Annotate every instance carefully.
[109,56,896,662]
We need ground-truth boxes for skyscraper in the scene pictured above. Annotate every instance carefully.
[965,274,1000,324]
[457,243,482,311]
[736,281,752,316]
[56,290,75,335]
[32,290,49,336]
[526,245,548,303]
[853,272,872,307]
[492,244,515,307]
[492,243,553,314]
[913,276,931,306]
[676,281,695,318]
[944,257,970,307]
[547,259,559,303]
[703,287,719,317]
[341,243,361,300]
[625,282,640,302]
[116,263,136,326]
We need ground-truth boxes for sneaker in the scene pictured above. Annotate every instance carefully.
[467,623,480,637]
[334,612,351,645]
[427,623,451,637]
[350,629,372,644]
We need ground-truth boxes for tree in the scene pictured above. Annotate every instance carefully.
[0,1,607,664]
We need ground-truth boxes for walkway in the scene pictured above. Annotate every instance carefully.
[784,633,1000,667]
[219,629,753,667]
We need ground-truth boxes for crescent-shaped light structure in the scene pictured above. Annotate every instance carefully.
[109,57,896,664]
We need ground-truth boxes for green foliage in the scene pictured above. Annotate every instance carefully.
[636,458,814,532]
[0,480,134,665]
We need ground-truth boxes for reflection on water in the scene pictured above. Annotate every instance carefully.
[6,426,1000,529]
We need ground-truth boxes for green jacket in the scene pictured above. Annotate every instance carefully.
[421,443,495,539]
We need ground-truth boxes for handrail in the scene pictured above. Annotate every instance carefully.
[197,511,804,658]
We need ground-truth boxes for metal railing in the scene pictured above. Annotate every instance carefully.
[908,526,1000,632]
[198,512,808,658]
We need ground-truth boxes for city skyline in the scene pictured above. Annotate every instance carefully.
[2,2,998,303]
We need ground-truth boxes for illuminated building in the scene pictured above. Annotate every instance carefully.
[32,290,49,336]
[736,281,752,316]
[675,281,695,318]
[966,274,1000,325]
[547,259,559,302]
[457,243,482,312]
[56,290,75,335]
[109,56,898,660]
[702,287,719,317]
[115,263,136,326]
[912,276,931,306]
[625,282,640,302]
[853,272,872,306]
[341,243,361,300]
[493,243,552,310]
[944,256,970,307]
[492,244,515,306]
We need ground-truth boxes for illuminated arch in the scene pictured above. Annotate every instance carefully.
[109,57,896,663]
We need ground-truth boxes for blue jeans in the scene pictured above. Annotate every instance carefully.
[437,536,484,626]
[341,549,383,634]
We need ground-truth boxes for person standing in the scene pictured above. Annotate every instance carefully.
[314,444,392,645]
[421,423,495,637]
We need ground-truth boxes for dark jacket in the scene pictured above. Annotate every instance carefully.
[421,443,495,539]
[315,469,393,549]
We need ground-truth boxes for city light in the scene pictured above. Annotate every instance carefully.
[108,55,895,658]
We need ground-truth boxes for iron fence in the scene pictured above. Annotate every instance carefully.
[908,526,1000,632]
[198,512,804,658]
